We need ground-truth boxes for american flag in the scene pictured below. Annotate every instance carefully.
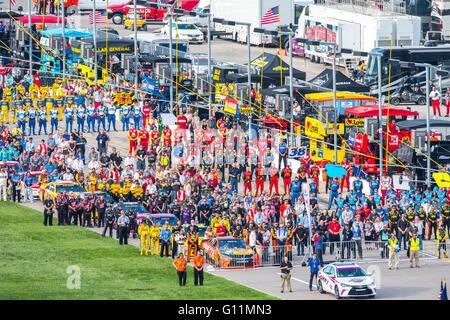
[261,6,280,25]
[10,0,16,7]
[89,10,107,24]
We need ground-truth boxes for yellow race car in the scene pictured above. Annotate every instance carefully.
[124,13,148,31]
[39,181,86,201]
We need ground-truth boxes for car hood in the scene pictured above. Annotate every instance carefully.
[220,248,254,256]
[175,29,202,36]
[338,276,373,286]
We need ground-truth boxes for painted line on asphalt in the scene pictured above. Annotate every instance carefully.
[277,272,316,288]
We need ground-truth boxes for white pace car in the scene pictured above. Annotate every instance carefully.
[317,263,376,299]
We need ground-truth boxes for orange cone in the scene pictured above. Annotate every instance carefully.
[284,48,287,56]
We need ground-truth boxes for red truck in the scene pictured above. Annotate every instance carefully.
[107,0,199,25]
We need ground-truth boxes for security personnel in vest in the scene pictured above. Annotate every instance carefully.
[27,106,37,135]
[0,96,10,123]
[186,224,199,262]
[173,253,187,286]
[149,221,161,255]
[441,203,450,235]
[437,224,448,259]
[387,233,399,269]
[427,207,439,240]
[408,233,420,268]
[138,218,151,256]
[389,207,399,238]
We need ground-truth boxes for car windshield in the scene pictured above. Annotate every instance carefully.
[219,239,248,250]
[198,226,207,238]
[56,184,85,193]
[176,24,197,30]
[122,204,148,214]
[336,267,367,278]
[151,216,178,227]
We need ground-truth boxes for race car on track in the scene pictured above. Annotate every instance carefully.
[317,263,376,299]
[39,181,85,201]
[202,236,258,269]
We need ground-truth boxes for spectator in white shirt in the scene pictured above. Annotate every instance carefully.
[72,156,84,171]
[124,154,136,168]
[25,138,36,152]
[63,169,74,181]
[88,158,100,171]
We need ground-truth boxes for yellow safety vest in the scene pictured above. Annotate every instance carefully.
[409,238,420,251]
[388,239,398,252]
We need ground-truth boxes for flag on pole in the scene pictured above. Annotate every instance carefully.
[89,11,107,24]
[10,0,16,7]
[439,280,448,300]
[261,6,280,25]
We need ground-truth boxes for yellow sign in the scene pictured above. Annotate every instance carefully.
[305,117,326,140]
[327,123,345,135]
[224,98,238,115]
[250,58,269,68]
[345,118,365,126]
[272,66,289,71]
[240,106,254,113]
[433,172,450,188]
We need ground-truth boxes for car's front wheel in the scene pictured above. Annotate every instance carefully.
[334,286,342,299]
[318,280,324,294]
[111,13,123,25]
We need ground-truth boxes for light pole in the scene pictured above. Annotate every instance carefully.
[149,2,174,111]
[28,0,32,73]
[62,1,65,77]
[93,0,97,83]
[254,27,296,146]
[133,0,138,93]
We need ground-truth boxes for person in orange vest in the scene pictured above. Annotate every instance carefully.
[128,124,139,155]
[311,162,320,193]
[255,163,265,196]
[173,253,187,287]
[162,125,172,146]
[282,165,292,194]
[243,166,252,196]
[139,127,150,152]
[192,251,205,286]
[269,165,279,195]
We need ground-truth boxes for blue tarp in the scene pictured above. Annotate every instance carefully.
[41,28,93,38]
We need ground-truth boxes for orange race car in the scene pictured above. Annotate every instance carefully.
[202,236,259,269]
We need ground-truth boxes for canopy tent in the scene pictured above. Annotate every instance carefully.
[16,15,67,24]
[396,119,450,130]
[260,84,321,96]
[41,28,93,38]
[249,53,306,86]
[345,105,419,117]
[0,11,24,18]
[225,73,274,83]
[309,69,369,93]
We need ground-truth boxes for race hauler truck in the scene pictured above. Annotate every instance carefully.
[210,0,294,45]
[295,0,421,67]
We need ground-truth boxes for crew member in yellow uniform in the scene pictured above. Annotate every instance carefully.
[109,180,121,201]
[22,93,33,112]
[97,178,109,192]
[29,82,39,101]
[36,94,46,114]
[138,219,151,255]
[186,225,199,262]
[54,95,64,121]
[120,181,131,202]
[3,84,13,107]
[210,212,230,235]
[0,96,10,123]
[408,233,420,268]
[131,182,144,202]
[51,81,60,97]
[437,224,448,259]
[87,171,98,192]
[40,85,49,98]
[44,94,54,120]
[12,96,23,124]
[149,221,161,255]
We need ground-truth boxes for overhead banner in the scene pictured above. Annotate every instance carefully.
[345,118,365,133]
[305,117,326,140]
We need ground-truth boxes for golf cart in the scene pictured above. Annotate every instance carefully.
[124,13,148,31]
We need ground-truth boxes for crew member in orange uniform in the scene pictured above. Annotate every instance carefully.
[173,253,187,287]
[243,166,252,196]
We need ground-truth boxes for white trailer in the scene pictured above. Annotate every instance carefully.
[210,0,294,45]
[296,1,421,67]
